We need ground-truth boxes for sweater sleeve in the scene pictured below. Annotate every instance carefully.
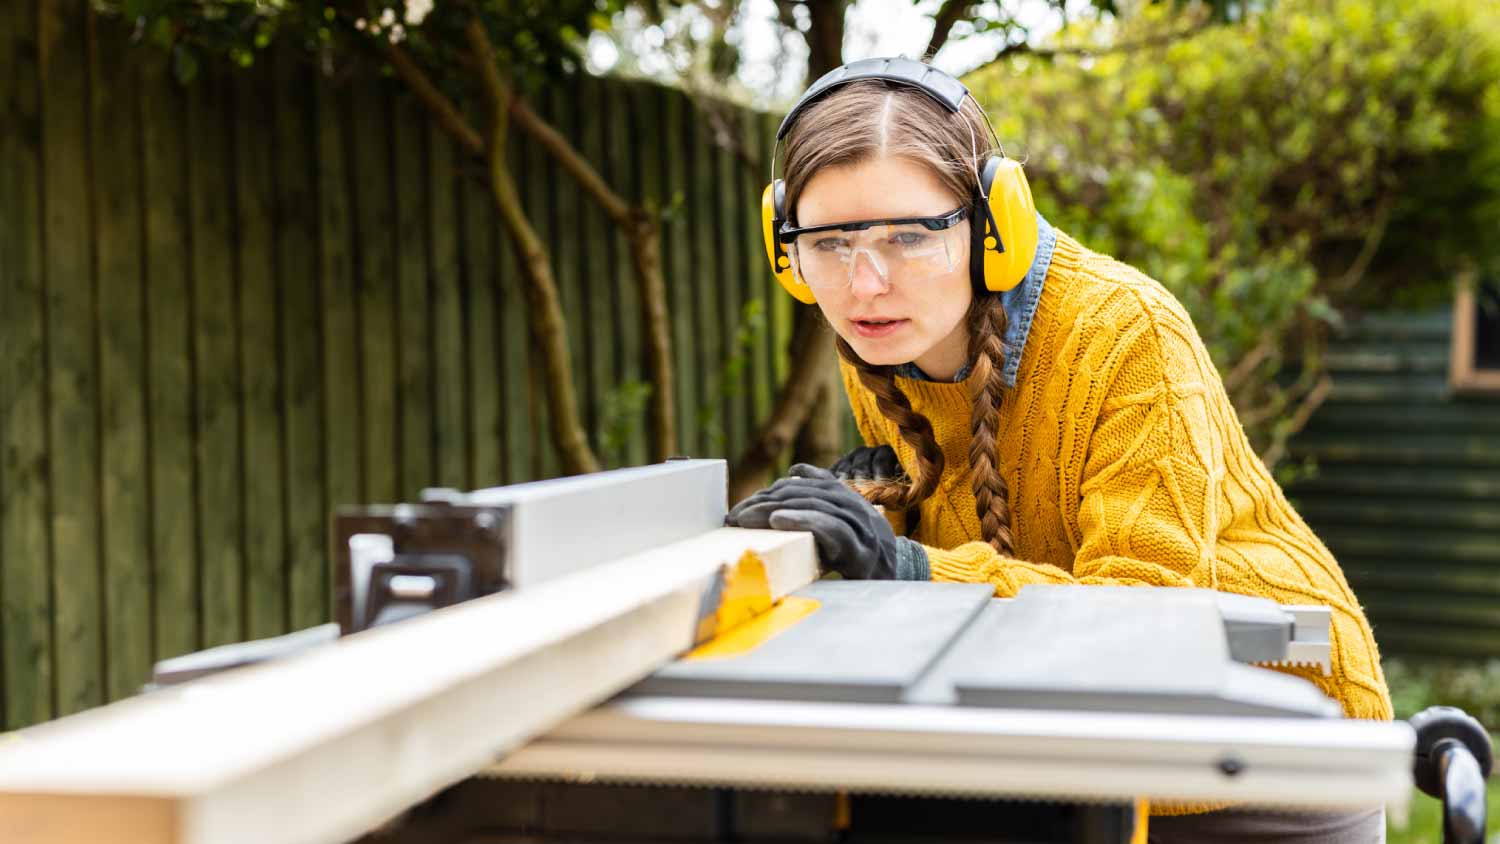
[925,298,1245,595]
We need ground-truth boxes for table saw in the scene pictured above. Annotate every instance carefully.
[1,460,1488,844]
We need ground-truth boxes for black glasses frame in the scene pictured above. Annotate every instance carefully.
[777,206,968,244]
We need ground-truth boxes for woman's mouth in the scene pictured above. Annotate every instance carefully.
[851,318,908,339]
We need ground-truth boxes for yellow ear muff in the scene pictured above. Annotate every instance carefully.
[978,157,1039,293]
[762,181,816,304]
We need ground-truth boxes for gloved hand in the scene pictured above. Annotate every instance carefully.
[726,463,928,581]
[830,445,901,481]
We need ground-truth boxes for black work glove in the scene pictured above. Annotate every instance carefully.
[726,463,928,581]
[830,445,901,481]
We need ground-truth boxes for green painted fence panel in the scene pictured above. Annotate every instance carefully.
[1,5,808,729]
[1288,307,1500,659]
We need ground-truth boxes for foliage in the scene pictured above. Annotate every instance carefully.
[1385,656,1500,729]
[969,0,1500,465]
[697,298,766,451]
[101,0,623,92]
[597,380,655,467]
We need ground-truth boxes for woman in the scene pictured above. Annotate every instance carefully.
[726,57,1391,841]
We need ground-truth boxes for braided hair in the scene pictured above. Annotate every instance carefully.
[783,82,1016,554]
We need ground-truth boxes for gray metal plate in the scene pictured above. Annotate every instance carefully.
[939,585,1340,717]
[633,580,993,703]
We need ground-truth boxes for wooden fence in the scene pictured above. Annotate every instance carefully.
[0,0,807,729]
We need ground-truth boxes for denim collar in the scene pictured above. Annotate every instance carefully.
[895,212,1057,388]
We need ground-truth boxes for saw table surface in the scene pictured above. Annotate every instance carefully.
[492,580,1413,812]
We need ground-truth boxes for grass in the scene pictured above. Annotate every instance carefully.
[1386,785,1500,844]
[1383,656,1500,844]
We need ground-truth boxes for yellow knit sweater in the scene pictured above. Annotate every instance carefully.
[838,230,1392,728]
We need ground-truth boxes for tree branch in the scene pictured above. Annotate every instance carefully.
[384,41,484,156]
[1259,374,1332,470]
[466,18,601,475]
[966,17,1213,75]
[1331,194,1395,294]
[502,75,678,461]
[1223,333,1274,394]
[924,0,972,59]
[508,96,634,226]
[728,314,837,502]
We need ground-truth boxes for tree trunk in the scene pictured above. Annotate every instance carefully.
[465,20,601,476]
[508,96,678,464]
[627,213,678,462]
[788,0,849,469]
[805,0,849,82]
[727,311,837,502]
[485,155,600,475]
[731,0,851,492]
[786,310,846,467]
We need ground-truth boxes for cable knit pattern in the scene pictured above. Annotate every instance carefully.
[838,230,1392,739]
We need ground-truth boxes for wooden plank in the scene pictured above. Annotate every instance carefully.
[1340,562,1500,599]
[741,107,773,434]
[1322,346,1450,375]
[353,82,398,504]
[1287,465,1500,500]
[234,59,286,643]
[1321,527,1500,564]
[91,15,153,699]
[575,76,615,466]
[463,152,501,489]
[1300,400,1500,435]
[1343,310,1452,343]
[520,91,556,479]
[1358,592,1500,629]
[428,122,467,489]
[319,80,363,513]
[273,53,328,632]
[548,79,594,462]
[393,92,433,498]
[630,81,673,463]
[498,108,530,484]
[1289,433,1500,468]
[765,111,792,393]
[660,87,697,458]
[0,0,54,728]
[687,100,721,456]
[0,525,819,844]
[1299,497,1500,532]
[188,66,245,650]
[715,108,748,459]
[140,44,198,663]
[606,78,646,468]
[1371,626,1500,659]
[40,0,103,716]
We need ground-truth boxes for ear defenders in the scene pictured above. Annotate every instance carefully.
[762,57,1038,305]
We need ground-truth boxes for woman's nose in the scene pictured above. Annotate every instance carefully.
[848,249,889,300]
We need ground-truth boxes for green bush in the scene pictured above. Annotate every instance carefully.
[969,0,1500,467]
[1384,656,1500,730]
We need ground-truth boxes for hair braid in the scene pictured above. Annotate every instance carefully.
[835,337,945,513]
[966,295,1015,556]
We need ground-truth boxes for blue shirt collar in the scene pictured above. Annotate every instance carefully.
[895,212,1056,388]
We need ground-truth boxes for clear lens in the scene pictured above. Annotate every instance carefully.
[789,221,965,290]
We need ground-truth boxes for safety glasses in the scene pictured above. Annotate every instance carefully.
[778,207,968,291]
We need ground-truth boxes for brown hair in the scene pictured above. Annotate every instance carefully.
[784,80,1015,556]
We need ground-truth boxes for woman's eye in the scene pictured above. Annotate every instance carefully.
[812,237,849,252]
[892,232,929,247]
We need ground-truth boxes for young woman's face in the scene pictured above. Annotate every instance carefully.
[794,155,973,378]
